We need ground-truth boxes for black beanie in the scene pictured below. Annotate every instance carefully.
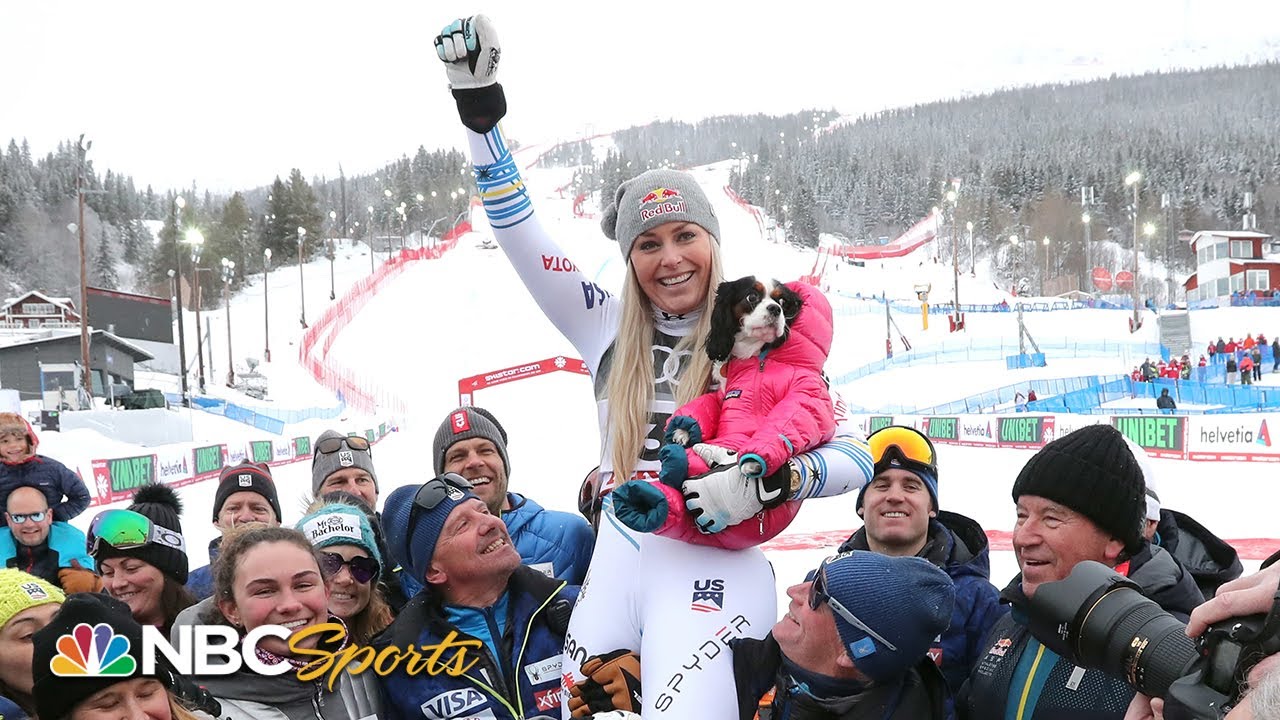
[1012,424,1146,555]
[213,461,282,522]
[33,593,177,720]
[94,483,190,584]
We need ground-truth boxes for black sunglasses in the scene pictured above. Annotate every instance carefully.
[808,557,898,652]
[318,551,379,585]
[406,473,474,539]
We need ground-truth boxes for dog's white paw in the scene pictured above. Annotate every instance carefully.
[673,428,690,447]
[740,459,764,477]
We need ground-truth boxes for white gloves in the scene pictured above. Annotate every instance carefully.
[682,462,765,534]
[435,15,502,90]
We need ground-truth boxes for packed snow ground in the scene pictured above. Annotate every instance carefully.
[36,148,1280,615]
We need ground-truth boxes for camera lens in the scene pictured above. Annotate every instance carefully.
[1027,561,1199,698]
[1076,584,1199,696]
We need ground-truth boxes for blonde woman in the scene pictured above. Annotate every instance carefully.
[436,15,873,719]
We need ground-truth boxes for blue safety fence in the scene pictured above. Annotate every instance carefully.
[829,339,1164,388]
[163,393,345,435]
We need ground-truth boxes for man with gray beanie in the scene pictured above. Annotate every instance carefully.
[376,473,577,720]
[434,405,594,584]
[958,424,1203,720]
[311,429,411,611]
[732,550,955,719]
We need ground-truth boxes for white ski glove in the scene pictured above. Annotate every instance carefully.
[435,15,507,134]
[435,15,501,89]
[682,462,764,534]
[692,443,737,467]
[589,713,642,720]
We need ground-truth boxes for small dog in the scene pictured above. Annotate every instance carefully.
[707,275,805,367]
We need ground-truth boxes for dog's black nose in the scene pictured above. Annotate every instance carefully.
[767,303,781,317]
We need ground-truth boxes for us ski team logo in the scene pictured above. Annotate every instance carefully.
[691,578,724,613]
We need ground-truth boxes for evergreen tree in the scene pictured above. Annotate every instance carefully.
[91,226,118,288]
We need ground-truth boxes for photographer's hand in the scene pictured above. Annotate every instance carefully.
[1187,563,1280,638]
[1122,694,1164,720]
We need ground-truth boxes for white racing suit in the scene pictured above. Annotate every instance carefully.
[465,126,873,719]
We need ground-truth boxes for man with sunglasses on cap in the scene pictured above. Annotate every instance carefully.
[838,425,1004,712]
[186,461,283,600]
[377,473,577,720]
[312,429,411,612]
[732,550,955,719]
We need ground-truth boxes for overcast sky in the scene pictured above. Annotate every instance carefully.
[4,1,1278,193]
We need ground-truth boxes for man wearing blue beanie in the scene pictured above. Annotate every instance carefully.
[732,550,956,719]
[375,473,578,720]
[839,425,1005,703]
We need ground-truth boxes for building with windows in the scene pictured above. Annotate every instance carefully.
[1183,230,1280,301]
[0,291,80,328]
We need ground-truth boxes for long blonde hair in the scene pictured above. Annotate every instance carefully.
[606,241,723,483]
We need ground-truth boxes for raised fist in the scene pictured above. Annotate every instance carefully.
[435,15,501,90]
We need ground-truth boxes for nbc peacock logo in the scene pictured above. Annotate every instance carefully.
[50,623,137,677]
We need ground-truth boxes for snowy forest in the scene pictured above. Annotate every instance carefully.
[0,142,471,306]
[4,61,1279,301]
[547,62,1280,295]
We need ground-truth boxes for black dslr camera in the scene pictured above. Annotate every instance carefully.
[1025,561,1280,720]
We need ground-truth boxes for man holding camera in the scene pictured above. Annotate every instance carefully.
[958,425,1202,720]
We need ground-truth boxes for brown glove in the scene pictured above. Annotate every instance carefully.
[59,559,104,594]
[567,649,641,718]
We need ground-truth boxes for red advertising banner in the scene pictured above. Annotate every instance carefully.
[457,356,591,406]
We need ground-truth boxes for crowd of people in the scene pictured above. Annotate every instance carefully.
[1,13,1279,720]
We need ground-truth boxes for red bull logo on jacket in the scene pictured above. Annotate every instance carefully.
[638,187,686,221]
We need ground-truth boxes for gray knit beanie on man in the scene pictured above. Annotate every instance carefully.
[601,168,720,260]
[432,406,510,477]
[311,429,378,495]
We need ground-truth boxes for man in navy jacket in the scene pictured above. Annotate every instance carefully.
[378,474,577,720]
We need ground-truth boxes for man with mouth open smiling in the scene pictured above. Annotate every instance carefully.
[837,425,1004,706]
[378,474,577,720]
[957,424,1192,720]
[434,406,595,585]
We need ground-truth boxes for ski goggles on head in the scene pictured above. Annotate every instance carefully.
[867,425,937,477]
[86,509,187,557]
[318,552,380,585]
[808,556,898,652]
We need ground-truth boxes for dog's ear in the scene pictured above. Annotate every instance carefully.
[775,282,804,321]
[705,280,741,363]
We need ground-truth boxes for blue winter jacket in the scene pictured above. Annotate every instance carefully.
[0,521,95,585]
[0,693,30,720]
[185,537,221,600]
[373,566,577,720]
[841,510,1006,701]
[0,455,91,521]
[502,492,595,585]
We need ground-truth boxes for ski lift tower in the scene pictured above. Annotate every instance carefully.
[1006,303,1047,369]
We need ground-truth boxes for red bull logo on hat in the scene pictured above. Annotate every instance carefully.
[638,187,686,221]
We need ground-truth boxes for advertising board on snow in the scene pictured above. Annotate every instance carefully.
[958,417,999,445]
[1112,416,1186,459]
[1186,416,1277,462]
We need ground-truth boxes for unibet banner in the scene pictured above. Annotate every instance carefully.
[923,417,958,442]
[91,454,158,503]
[293,436,312,458]
[193,445,226,477]
[868,416,894,434]
[997,416,1050,449]
[250,440,274,464]
[1112,416,1186,459]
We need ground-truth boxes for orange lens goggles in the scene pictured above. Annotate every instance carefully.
[867,425,937,475]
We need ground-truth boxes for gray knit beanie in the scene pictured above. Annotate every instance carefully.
[601,169,720,260]
[311,429,378,495]
[432,407,510,477]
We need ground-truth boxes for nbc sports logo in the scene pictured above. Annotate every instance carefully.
[51,623,137,676]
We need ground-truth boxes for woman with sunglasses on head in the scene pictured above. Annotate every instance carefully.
[435,16,875,718]
[88,484,195,637]
[295,500,392,645]
[172,524,381,720]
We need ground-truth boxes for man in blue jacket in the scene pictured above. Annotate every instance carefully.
[377,473,577,720]
[433,406,594,584]
[839,425,1005,707]
[0,486,99,592]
